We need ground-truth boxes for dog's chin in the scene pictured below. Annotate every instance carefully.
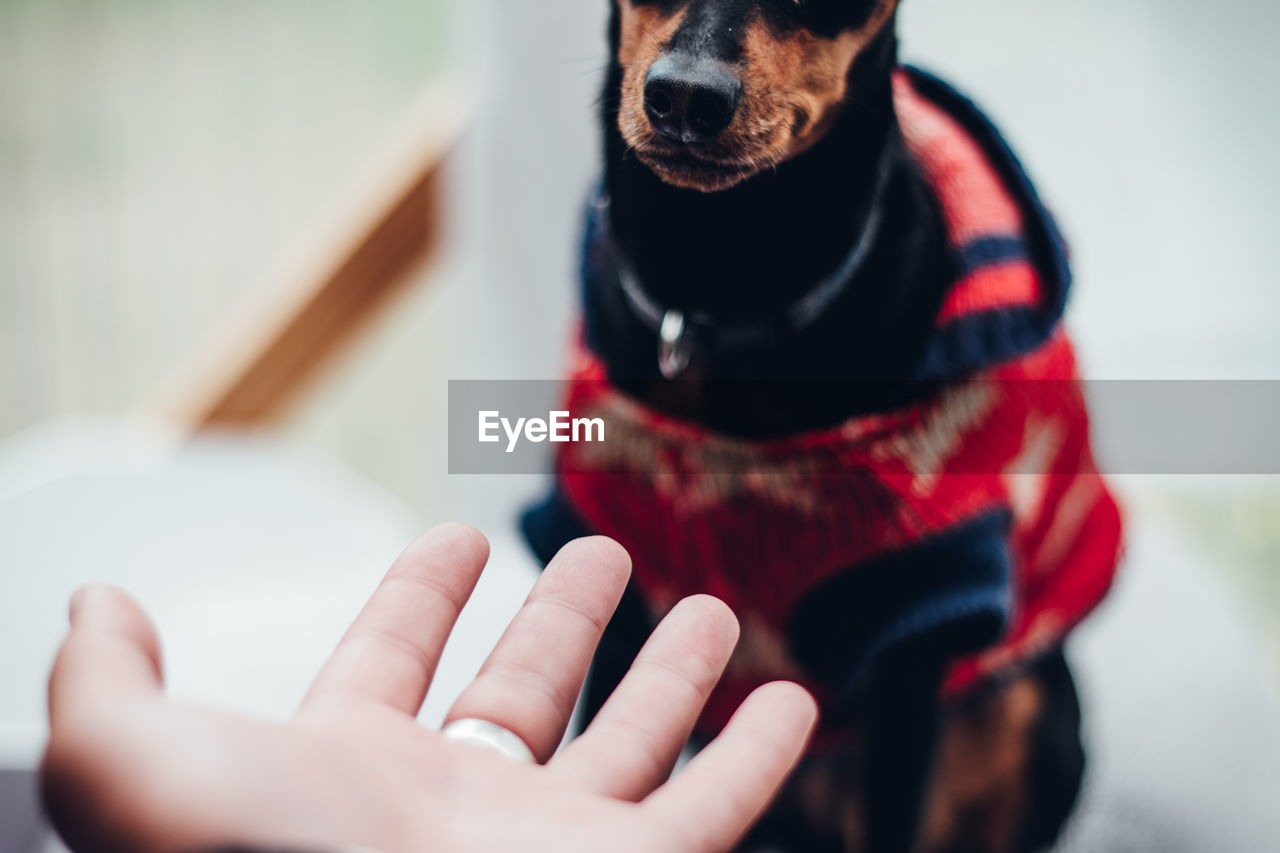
[636,149,767,193]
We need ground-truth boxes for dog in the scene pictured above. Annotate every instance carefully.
[524,2,1123,851]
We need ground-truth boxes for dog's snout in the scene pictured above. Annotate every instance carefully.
[643,54,741,145]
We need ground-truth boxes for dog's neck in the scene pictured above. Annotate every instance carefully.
[591,26,953,432]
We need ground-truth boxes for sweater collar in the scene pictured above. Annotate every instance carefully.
[581,65,1072,384]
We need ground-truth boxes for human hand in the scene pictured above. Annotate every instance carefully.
[42,524,817,853]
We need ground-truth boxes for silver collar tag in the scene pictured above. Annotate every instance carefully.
[658,309,693,379]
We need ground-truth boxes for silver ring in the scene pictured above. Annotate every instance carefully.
[442,718,536,764]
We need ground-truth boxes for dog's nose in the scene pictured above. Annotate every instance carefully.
[643,54,741,144]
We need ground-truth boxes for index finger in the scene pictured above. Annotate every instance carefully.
[301,523,489,717]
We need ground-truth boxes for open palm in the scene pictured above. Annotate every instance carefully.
[42,524,816,853]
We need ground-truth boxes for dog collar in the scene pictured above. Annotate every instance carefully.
[602,148,894,379]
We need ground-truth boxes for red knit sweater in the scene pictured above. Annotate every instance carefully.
[527,68,1123,738]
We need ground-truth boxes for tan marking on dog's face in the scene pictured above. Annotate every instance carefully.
[615,2,691,174]
[615,0,900,192]
[737,1,898,159]
[616,2,688,70]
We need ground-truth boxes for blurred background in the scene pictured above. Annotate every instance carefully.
[1,1,1278,850]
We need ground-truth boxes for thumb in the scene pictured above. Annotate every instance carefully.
[48,584,165,726]
[42,586,166,853]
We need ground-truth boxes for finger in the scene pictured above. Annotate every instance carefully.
[48,585,165,726]
[444,536,631,762]
[643,682,818,853]
[302,523,489,716]
[549,595,738,799]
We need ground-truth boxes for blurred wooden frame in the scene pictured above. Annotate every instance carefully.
[151,83,470,433]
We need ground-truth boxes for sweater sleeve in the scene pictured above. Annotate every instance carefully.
[785,510,1014,713]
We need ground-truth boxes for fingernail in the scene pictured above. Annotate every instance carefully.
[69,587,86,625]
[68,585,98,625]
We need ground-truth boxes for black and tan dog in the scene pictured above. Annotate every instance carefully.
[524,2,1123,851]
